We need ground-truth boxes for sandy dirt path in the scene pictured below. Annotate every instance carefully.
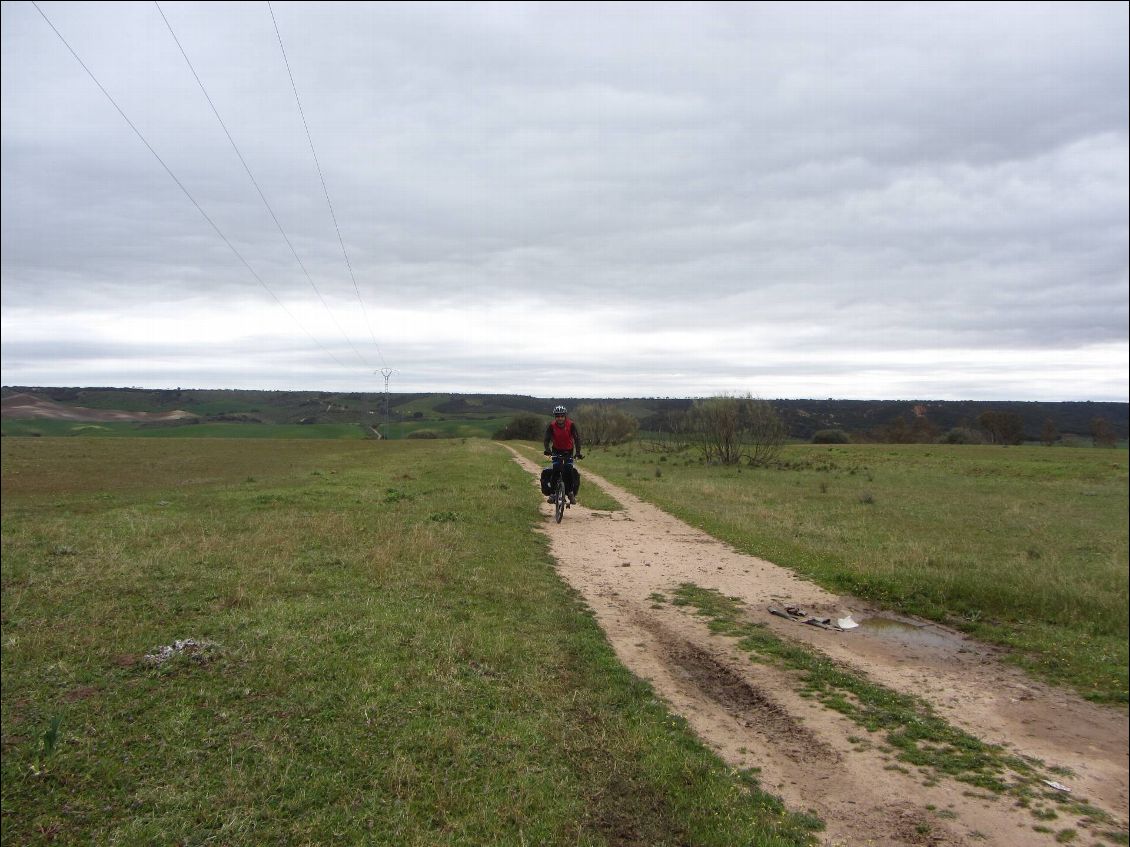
[505,447,1128,847]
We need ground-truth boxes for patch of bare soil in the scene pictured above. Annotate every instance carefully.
[505,447,1129,847]
[0,393,195,422]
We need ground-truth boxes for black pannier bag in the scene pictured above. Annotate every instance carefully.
[540,466,581,496]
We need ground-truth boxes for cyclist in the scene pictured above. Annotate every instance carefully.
[543,405,583,505]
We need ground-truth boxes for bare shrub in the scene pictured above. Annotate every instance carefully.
[493,413,542,440]
[1040,418,1059,447]
[881,415,939,443]
[942,427,986,445]
[812,429,850,444]
[1091,417,1117,448]
[690,394,785,466]
[978,411,1024,445]
[574,403,639,447]
[644,407,694,453]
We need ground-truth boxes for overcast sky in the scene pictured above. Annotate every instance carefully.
[2,1,1127,400]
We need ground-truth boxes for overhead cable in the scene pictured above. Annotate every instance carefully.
[154,1,372,369]
[30,0,355,373]
[267,1,388,369]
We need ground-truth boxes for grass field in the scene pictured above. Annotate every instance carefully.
[1,438,820,846]
[582,442,1129,704]
[0,416,507,441]
[380,417,512,440]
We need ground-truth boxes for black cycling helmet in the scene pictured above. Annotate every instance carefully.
[553,405,567,416]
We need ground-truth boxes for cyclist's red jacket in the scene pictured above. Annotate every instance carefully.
[544,418,582,454]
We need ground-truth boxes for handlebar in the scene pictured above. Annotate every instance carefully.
[544,450,582,460]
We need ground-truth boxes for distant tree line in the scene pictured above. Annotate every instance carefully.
[772,399,1126,443]
[824,409,1122,448]
[5,387,1126,446]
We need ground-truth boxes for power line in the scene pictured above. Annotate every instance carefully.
[154,0,372,370]
[267,0,388,369]
[30,0,355,373]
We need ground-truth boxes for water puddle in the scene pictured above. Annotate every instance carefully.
[857,616,964,650]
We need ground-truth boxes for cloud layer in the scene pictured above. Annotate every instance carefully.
[2,2,1127,399]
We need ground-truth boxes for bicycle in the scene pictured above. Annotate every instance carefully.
[544,450,580,524]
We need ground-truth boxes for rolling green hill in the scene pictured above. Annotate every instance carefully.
[2,386,1126,442]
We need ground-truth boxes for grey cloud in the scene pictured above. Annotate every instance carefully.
[2,2,1126,398]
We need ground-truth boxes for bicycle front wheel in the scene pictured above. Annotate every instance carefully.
[554,477,566,523]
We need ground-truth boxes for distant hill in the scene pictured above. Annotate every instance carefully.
[769,398,1129,441]
[2,386,1126,441]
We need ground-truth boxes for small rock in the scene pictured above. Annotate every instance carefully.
[144,638,220,665]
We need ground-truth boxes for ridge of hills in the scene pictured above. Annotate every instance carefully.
[2,386,1126,441]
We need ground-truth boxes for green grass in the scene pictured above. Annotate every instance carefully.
[2,437,819,846]
[380,417,512,439]
[390,393,453,418]
[0,417,508,441]
[582,443,1129,704]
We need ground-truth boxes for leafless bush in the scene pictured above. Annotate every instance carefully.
[574,403,639,447]
[978,410,1024,445]
[689,394,785,466]
[644,408,694,453]
[1091,416,1117,448]
[493,413,542,440]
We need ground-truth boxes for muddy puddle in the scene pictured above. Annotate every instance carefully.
[856,615,966,650]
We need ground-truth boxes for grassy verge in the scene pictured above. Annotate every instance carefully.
[2,437,818,846]
[581,443,1128,704]
[668,585,1122,841]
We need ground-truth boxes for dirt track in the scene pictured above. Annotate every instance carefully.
[505,447,1129,847]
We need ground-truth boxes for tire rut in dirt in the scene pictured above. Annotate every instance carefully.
[639,616,837,764]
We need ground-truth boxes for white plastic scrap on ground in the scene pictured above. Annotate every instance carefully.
[144,639,219,665]
[768,606,861,632]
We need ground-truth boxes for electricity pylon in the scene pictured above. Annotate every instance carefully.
[378,368,394,437]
